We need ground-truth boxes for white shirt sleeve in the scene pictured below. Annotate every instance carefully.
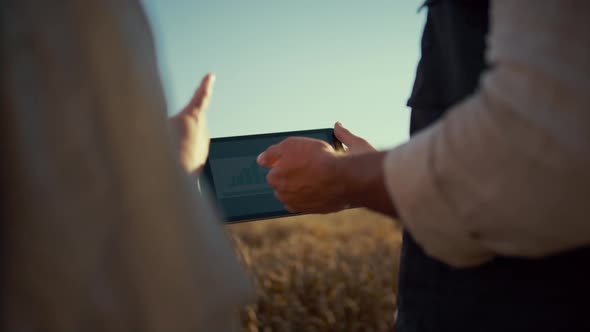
[383,0,590,267]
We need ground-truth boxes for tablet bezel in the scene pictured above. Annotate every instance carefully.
[200,128,342,223]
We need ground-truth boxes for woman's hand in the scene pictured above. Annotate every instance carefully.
[170,73,215,175]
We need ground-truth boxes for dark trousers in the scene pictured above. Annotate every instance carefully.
[395,109,590,331]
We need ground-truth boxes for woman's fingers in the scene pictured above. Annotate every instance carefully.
[183,73,216,118]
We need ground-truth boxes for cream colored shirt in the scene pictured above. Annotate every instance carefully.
[2,1,253,331]
[384,0,590,267]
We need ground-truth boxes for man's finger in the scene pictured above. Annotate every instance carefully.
[273,190,286,202]
[334,121,366,148]
[184,73,216,117]
[266,168,287,190]
[257,144,282,167]
[283,204,298,213]
[334,121,376,154]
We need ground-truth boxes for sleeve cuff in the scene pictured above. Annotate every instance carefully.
[382,124,494,267]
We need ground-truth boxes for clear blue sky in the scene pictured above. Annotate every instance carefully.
[142,1,425,149]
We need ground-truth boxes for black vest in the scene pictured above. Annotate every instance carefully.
[396,1,590,331]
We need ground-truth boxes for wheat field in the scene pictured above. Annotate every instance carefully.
[227,208,403,332]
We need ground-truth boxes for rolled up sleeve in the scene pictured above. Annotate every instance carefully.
[383,0,590,267]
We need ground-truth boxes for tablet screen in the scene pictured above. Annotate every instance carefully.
[202,129,339,222]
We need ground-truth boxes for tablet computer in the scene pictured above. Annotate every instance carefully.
[200,128,343,223]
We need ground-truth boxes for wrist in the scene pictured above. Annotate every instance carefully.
[336,151,398,217]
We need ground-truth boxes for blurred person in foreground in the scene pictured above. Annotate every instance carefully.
[1,1,253,331]
[258,1,590,331]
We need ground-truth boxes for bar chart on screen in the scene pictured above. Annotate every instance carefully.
[230,161,267,187]
[210,156,273,199]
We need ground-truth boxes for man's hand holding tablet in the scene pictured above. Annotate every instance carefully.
[257,122,396,217]
[200,129,344,222]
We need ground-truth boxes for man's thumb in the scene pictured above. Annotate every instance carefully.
[334,122,367,149]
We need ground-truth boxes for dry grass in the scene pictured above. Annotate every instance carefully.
[227,208,402,332]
